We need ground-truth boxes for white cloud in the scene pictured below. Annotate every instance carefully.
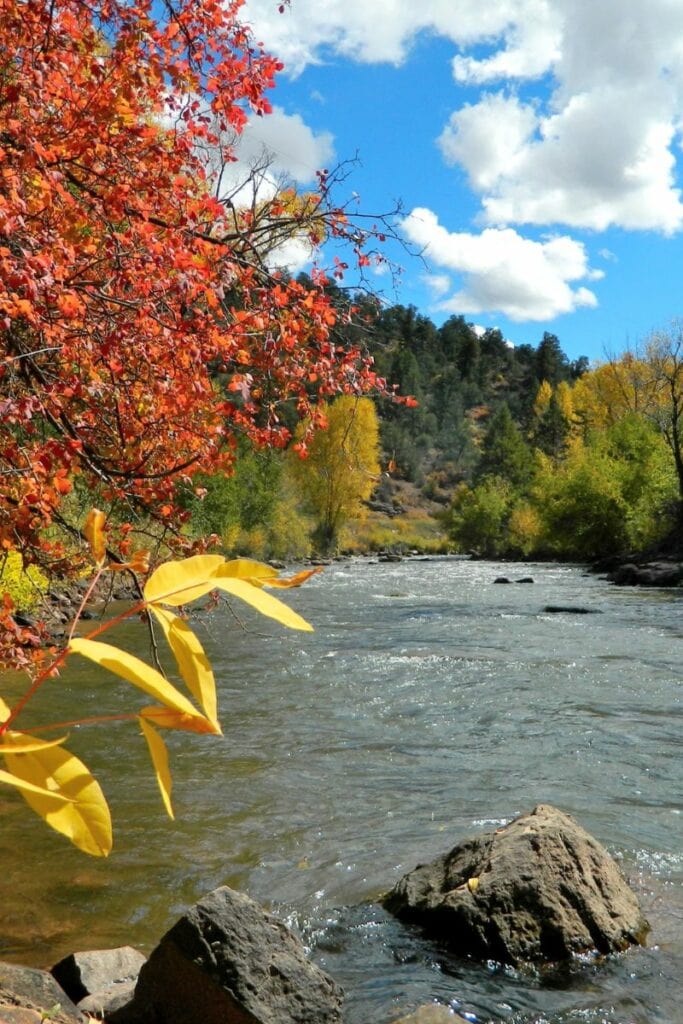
[423,272,451,297]
[447,1,683,233]
[243,0,683,235]
[451,1,561,83]
[438,94,538,191]
[231,106,334,186]
[403,208,599,321]
[242,0,542,75]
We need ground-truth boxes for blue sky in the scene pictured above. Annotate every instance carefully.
[233,1,683,363]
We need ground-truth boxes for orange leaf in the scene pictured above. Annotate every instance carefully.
[84,509,107,566]
[263,567,322,589]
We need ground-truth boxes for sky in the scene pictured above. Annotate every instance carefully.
[232,0,683,363]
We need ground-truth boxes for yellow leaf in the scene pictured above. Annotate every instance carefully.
[140,705,220,734]
[212,572,313,631]
[0,733,67,754]
[139,718,174,819]
[221,558,279,583]
[84,508,107,566]
[68,637,210,726]
[3,743,112,856]
[262,567,322,589]
[143,554,225,606]
[149,607,219,729]
[0,695,12,722]
[0,768,72,803]
[467,877,480,893]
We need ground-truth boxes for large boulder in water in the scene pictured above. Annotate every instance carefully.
[110,886,343,1024]
[383,804,648,964]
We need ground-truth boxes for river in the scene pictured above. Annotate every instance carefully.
[0,558,681,1023]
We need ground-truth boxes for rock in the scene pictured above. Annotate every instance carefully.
[515,577,534,584]
[51,947,145,1015]
[77,981,137,1020]
[493,576,511,584]
[390,1006,468,1023]
[110,886,343,1024]
[0,1008,46,1023]
[0,963,83,1023]
[382,804,649,965]
[542,605,601,615]
[607,560,683,587]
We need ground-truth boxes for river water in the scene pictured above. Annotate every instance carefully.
[1,558,682,1023]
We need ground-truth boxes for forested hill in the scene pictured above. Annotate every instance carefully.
[323,286,682,562]
[355,301,587,486]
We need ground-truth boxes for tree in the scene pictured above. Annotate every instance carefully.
[0,0,394,668]
[535,332,569,385]
[289,396,380,553]
[475,403,534,489]
[574,325,683,506]
[640,325,683,505]
[441,478,512,557]
[533,449,630,559]
[532,393,571,458]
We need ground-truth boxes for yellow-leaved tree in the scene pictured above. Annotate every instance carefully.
[0,511,320,856]
[290,396,381,554]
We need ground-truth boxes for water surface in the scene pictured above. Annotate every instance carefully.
[1,558,681,1023]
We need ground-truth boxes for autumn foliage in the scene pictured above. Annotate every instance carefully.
[0,511,320,855]
[0,0,388,665]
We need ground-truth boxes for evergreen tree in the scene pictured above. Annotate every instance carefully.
[476,403,534,488]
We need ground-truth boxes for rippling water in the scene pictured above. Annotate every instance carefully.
[1,558,682,1023]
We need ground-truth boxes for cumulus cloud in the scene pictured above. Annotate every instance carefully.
[242,0,536,75]
[244,0,683,235]
[403,208,600,321]
[448,1,683,233]
[224,106,334,193]
[240,0,683,316]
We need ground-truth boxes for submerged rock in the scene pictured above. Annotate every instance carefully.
[390,1006,468,1023]
[542,605,601,615]
[110,886,343,1024]
[383,804,648,965]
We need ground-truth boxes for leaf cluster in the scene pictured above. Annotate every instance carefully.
[0,514,319,855]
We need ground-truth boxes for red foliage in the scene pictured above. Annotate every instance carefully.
[0,0,387,595]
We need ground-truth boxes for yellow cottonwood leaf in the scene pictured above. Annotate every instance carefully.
[3,743,112,856]
[467,877,480,893]
[0,695,10,721]
[143,554,225,606]
[0,768,72,803]
[140,705,220,734]
[139,718,174,819]
[0,733,67,754]
[221,558,279,582]
[68,637,210,727]
[149,607,219,729]
[212,572,313,631]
